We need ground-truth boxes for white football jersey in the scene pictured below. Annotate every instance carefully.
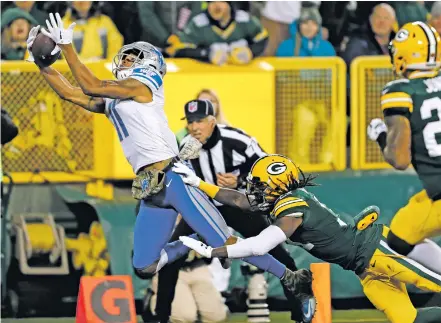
[104,67,179,174]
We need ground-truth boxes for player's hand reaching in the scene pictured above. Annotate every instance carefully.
[172,162,201,187]
[179,236,213,258]
[178,136,202,160]
[26,25,61,63]
[26,25,40,62]
[41,12,76,52]
[367,118,388,141]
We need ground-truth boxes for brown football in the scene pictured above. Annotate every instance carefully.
[31,32,61,67]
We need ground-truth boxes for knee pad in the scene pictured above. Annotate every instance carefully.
[387,231,415,256]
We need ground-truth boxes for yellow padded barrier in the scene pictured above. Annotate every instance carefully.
[1,57,346,182]
[350,56,395,170]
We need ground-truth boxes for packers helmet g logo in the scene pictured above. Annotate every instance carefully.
[267,162,287,175]
[395,29,409,42]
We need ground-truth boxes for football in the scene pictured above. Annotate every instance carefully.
[31,32,61,68]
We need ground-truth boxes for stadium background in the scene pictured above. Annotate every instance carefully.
[1,1,441,322]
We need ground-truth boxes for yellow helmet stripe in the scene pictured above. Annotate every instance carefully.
[414,21,437,64]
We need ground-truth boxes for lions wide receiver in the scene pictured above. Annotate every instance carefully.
[26,13,312,313]
[174,155,441,323]
[368,21,441,272]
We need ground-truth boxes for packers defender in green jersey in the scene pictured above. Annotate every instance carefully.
[368,21,441,265]
[173,155,441,323]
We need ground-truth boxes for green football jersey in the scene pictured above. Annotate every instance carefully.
[178,10,267,49]
[381,71,441,199]
[270,189,383,275]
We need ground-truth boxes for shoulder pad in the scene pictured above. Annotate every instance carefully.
[382,78,410,95]
[193,13,209,27]
[381,78,413,114]
[235,10,250,23]
[271,195,308,219]
[130,67,163,91]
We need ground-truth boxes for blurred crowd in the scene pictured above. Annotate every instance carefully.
[1,1,440,65]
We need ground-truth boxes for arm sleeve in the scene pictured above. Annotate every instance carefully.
[226,225,287,258]
[381,81,413,118]
[322,41,336,57]
[276,39,293,57]
[247,16,269,57]
[137,2,170,46]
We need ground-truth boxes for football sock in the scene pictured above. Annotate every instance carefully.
[242,255,286,279]
[156,233,199,272]
[414,307,441,323]
[407,239,441,274]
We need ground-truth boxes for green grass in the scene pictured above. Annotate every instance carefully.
[1,310,388,323]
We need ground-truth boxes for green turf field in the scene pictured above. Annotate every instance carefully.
[1,310,388,323]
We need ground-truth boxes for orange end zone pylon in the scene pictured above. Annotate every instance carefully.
[311,263,331,323]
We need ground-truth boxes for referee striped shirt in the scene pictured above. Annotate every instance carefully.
[180,125,266,203]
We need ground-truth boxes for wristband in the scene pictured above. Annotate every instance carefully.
[198,180,220,199]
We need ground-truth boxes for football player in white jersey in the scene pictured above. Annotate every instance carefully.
[25,14,312,319]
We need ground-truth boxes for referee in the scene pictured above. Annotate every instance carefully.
[145,99,299,323]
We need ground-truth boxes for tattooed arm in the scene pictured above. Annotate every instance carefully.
[383,115,412,170]
[40,66,105,113]
[212,187,253,211]
[59,44,152,102]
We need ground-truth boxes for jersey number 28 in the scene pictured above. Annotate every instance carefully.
[421,97,441,157]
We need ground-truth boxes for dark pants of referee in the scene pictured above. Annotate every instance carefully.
[153,205,299,322]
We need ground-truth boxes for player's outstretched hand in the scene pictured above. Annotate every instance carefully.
[26,25,40,62]
[179,236,213,258]
[172,162,201,187]
[179,136,202,160]
[41,12,75,51]
[26,25,61,63]
[367,118,387,141]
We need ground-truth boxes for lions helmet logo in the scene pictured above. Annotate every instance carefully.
[141,178,149,192]
[267,162,287,175]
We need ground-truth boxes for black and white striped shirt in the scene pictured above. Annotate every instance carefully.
[180,125,266,197]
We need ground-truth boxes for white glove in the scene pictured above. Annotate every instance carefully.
[26,25,61,62]
[209,43,229,66]
[172,162,201,187]
[41,12,76,53]
[229,39,248,51]
[178,136,202,160]
[367,118,388,141]
[179,236,213,258]
[26,25,40,62]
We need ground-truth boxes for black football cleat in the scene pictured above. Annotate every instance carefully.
[281,268,317,322]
